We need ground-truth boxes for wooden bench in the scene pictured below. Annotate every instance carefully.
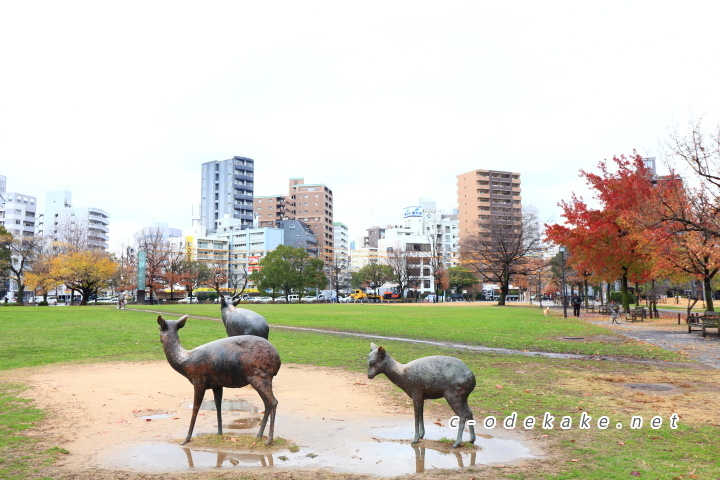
[598,305,611,315]
[700,315,720,337]
[687,313,702,333]
[687,314,720,337]
[626,306,645,322]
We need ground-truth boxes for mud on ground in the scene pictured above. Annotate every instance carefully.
[1,361,547,480]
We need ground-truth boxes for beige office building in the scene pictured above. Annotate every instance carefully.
[456,169,522,241]
[254,178,334,264]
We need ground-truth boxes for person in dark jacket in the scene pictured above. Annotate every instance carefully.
[572,294,582,317]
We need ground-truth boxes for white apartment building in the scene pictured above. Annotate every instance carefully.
[0,192,37,238]
[37,190,110,250]
[374,199,459,296]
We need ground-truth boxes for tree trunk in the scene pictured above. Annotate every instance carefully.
[620,269,631,312]
[703,274,715,312]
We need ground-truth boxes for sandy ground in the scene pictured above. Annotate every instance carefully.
[2,361,541,479]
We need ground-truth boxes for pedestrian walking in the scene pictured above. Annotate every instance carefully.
[572,294,582,317]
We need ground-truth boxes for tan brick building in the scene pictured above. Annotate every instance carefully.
[254,178,334,264]
[456,169,522,241]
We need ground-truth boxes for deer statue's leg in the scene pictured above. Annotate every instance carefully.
[411,394,425,443]
[446,394,471,448]
[463,398,476,444]
[182,385,206,445]
[250,376,278,445]
[212,386,223,436]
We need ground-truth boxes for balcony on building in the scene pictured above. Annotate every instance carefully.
[234,172,254,183]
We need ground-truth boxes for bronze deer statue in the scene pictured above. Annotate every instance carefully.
[157,314,280,444]
[216,288,270,339]
[367,342,476,448]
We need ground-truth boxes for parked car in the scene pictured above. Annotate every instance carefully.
[257,296,273,304]
[301,295,317,303]
[178,297,198,304]
[449,293,465,302]
[287,294,300,303]
[272,296,287,303]
[95,296,117,304]
[424,294,437,302]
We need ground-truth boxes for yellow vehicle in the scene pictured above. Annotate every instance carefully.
[350,289,381,302]
[350,289,367,300]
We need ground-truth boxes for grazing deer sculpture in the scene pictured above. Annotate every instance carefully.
[216,289,270,339]
[157,314,281,445]
[367,342,476,448]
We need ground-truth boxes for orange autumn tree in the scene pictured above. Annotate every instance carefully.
[545,153,659,311]
[649,174,720,312]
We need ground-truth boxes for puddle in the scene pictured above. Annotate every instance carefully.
[226,417,263,430]
[107,420,536,476]
[187,399,259,413]
[561,337,585,341]
[138,414,173,420]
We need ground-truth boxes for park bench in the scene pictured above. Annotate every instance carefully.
[687,313,720,337]
[626,306,645,322]
[585,304,596,313]
[598,304,611,315]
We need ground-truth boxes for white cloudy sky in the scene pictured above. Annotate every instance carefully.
[2,1,719,250]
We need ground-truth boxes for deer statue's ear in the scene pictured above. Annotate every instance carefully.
[232,296,242,307]
[177,315,188,328]
[377,346,386,357]
[157,315,166,329]
[370,342,378,351]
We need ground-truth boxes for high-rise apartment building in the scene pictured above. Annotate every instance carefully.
[254,178,334,264]
[456,169,522,241]
[289,178,334,262]
[254,195,289,228]
[200,156,255,234]
[0,192,37,238]
[38,190,110,250]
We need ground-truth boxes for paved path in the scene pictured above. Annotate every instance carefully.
[589,317,720,369]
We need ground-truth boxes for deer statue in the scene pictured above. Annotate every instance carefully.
[216,288,270,339]
[157,314,281,445]
[367,342,476,448]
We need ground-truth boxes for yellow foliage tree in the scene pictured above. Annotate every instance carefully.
[25,254,60,302]
[50,250,119,305]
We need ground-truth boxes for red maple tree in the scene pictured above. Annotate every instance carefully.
[545,153,658,311]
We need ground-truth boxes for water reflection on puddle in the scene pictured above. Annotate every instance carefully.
[113,422,535,476]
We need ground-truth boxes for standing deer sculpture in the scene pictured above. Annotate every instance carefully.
[157,314,280,445]
[367,342,476,448]
[216,289,270,339]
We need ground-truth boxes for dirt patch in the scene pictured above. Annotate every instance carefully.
[2,361,543,479]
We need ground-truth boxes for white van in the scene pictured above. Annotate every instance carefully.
[287,294,300,303]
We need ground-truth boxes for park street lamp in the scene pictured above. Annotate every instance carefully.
[559,246,567,318]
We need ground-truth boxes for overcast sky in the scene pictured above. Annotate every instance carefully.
[2,1,719,250]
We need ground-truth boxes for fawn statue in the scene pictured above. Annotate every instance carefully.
[367,342,476,448]
[157,314,280,445]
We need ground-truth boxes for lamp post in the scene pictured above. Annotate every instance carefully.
[559,246,567,318]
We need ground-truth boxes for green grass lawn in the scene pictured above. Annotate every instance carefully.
[0,305,717,479]
[131,303,684,360]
